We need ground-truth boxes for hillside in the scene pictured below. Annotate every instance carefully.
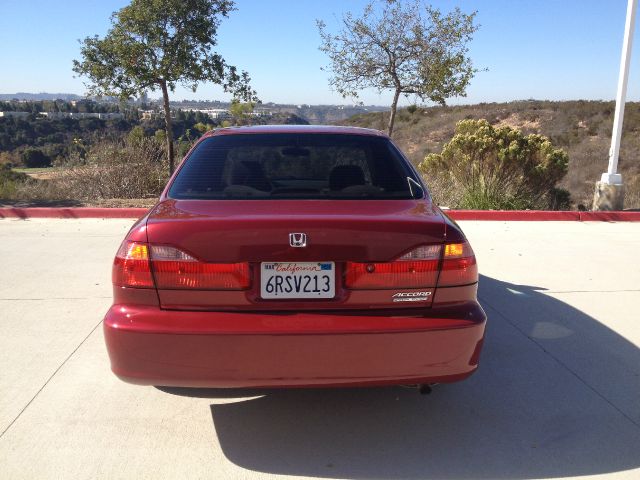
[343,100,640,209]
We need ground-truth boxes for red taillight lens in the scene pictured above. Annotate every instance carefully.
[112,243,250,290]
[438,242,478,286]
[112,241,154,288]
[150,245,250,290]
[345,245,441,289]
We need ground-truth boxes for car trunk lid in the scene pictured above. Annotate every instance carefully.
[145,199,446,310]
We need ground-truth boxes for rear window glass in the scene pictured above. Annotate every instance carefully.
[168,133,422,200]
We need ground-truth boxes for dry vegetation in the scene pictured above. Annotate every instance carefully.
[344,100,640,209]
[3,100,640,209]
[1,138,168,207]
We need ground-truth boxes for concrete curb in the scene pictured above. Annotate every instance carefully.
[1,207,639,221]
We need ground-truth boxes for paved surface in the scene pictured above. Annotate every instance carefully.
[0,218,639,480]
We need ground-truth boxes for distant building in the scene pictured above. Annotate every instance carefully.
[249,109,273,118]
[0,111,31,119]
[141,110,162,120]
[37,112,123,120]
[184,108,230,119]
[38,112,64,119]
[70,99,94,108]
[94,112,123,120]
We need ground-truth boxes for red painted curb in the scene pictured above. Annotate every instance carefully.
[0,207,148,219]
[1,207,639,221]
[576,211,640,222]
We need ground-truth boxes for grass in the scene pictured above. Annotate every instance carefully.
[12,167,57,174]
[12,166,65,180]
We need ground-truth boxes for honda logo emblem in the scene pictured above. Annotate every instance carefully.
[289,233,307,248]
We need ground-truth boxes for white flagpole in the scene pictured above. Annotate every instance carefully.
[602,0,637,185]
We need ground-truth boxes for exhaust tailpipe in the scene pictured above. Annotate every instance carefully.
[418,384,432,395]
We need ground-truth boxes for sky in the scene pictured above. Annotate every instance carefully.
[1,0,639,106]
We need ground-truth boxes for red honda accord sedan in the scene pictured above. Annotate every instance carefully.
[104,125,486,389]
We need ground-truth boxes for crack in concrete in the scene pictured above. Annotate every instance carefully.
[0,318,104,439]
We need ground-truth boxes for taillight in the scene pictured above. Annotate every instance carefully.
[150,245,250,290]
[113,241,154,288]
[112,242,250,290]
[345,245,441,289]
[437,242,478,286]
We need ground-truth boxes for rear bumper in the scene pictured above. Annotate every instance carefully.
[103,303,487,388]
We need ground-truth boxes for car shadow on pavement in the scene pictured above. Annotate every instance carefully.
[163,275,640,479]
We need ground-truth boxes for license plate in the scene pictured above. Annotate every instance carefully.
[260,262,335,299]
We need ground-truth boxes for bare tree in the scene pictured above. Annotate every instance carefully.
[318,0,479,136]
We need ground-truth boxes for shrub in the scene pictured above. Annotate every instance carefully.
[419,119,570,210]
[625,173,640,209]
[3,176,72,204]
[128,125,146,144]
[0,150,20,166]
[0,164,32,198]
[423,170,462,208]
[22,148,51,168]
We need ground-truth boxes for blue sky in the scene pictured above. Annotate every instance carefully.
[1,0,639,105]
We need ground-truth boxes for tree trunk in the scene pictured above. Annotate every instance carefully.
[160,80,175,174]
[387,88,401,136]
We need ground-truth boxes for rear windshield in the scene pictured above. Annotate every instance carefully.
[168,133,423,200]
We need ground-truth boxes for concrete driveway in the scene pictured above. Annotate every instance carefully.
[0,218,639,479]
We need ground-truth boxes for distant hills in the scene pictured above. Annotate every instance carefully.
[0,93,389,124]
[0,93,84,101]
[170,100,389,124]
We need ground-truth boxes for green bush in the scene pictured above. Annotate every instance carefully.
[22,148,51,168]
[419,119,570,210]
[0,164,33,199]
